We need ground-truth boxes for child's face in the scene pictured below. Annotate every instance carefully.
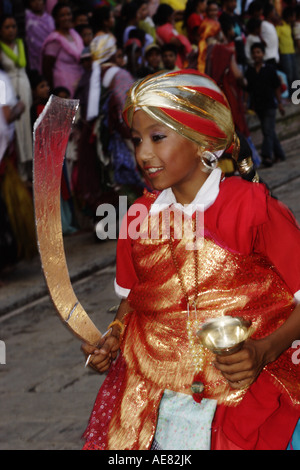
[81,27,93,46]
[251,47,264,64]
[162,51,177,69]
[131,110,200,192]
[147,50,161,69]
[35,80,50,100]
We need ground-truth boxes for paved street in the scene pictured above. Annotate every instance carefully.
[0,103,299,450]
[0,264,118,450]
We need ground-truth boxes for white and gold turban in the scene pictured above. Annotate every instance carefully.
[123,69,238,156]
[90,33,117,64]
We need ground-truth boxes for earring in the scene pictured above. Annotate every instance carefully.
[200,151,218,173]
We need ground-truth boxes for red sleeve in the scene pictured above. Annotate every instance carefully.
[254,194,300,299]
[187,13,202,31]
[114,193,154,298]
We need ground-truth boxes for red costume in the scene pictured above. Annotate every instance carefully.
[83,174,300,450]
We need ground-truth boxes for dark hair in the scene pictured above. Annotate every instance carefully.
[282,6,295,21]
[51,2,72,20]
[161,43,178,55]
[90,5,111,32]
[250,41,265,53]
[128,27,145,43]
[247,0,263,15]
[0,14,17,30]
[183,0,206,27]
[263,3,274,19]
[75,23,92,34]
[28,69,47,90]
[73,8,89,19]
[220,18,234,37]
[52,86,71,97]
[246,17,261,34]
[153,4,174,26]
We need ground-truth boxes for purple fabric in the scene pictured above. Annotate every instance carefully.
[25,9,55,72]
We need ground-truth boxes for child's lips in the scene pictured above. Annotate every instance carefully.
[144,166,164,178]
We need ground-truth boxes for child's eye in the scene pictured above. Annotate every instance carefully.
[132,137,141,147]
[152,134,166,142]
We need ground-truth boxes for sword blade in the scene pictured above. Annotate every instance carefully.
[33,95,103,347]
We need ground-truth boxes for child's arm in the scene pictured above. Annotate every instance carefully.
[214,302,300,390]
[81,298,132,373]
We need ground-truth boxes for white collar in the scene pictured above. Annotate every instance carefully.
[149,168,222,216]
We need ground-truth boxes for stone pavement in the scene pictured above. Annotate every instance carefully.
[0,101,299,450]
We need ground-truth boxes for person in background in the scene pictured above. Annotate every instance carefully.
[197,14,222,73]
[293,5,300,78]
[161,42,180,71]
[72,8,89,27]
[276,6,297,96]
[28,69,50,127]
[0,14,33,181]
[25,0,55,73]
[245,42,286,167]
[206,0,220,21]
[137,43,162,77]
[183,0,207,44]
[260,3,280,66]
[245,17,261,65]
[75,22,94,48]
[42,2,84,97]
[0,53,36,270]
[154,3,193,68]
[137,0,156,43]
[219,0,246,66]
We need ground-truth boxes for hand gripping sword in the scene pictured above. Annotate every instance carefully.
[33,95,103,347]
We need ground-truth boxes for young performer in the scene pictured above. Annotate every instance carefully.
[82,70,300,450]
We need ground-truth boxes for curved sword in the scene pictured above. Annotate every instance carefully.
[33,95,103,347]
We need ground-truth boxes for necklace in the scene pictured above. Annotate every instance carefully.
[166,210,205,384]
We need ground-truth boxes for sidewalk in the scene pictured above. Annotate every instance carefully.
[0,101,299,317]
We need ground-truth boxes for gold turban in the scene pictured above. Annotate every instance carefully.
[123,69,236,154]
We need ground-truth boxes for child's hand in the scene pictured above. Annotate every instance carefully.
[81,333,121,373]
[213,338,270,390]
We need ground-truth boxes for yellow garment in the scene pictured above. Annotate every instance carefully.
[276,21,295,54]
[1,159,37,260]
[197,18,221,73]
[160,0,187,11]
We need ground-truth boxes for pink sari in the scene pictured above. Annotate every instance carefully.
[42,29,84,97]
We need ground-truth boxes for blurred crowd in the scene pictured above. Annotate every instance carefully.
[0,0,299,276]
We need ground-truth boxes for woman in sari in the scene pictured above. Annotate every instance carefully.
[42,2,83,97]
[0,14,33,181]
